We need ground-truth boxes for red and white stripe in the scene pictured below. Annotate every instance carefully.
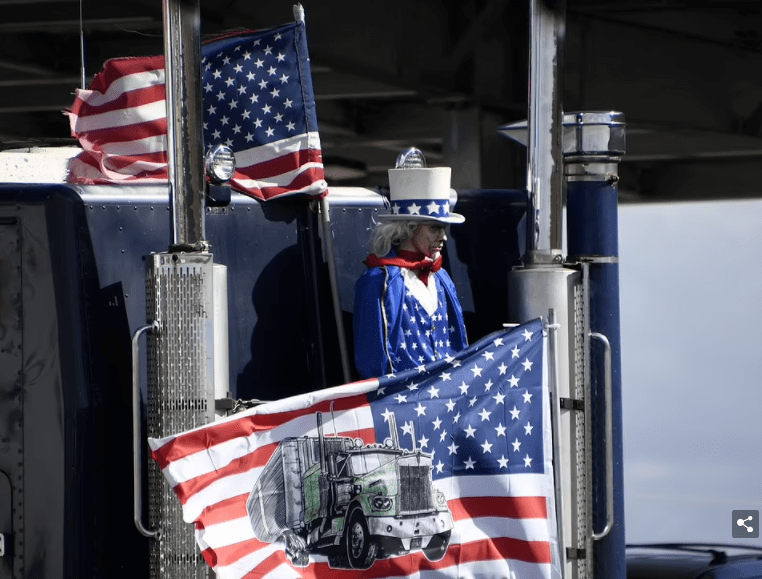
[65,55,327,201]
[149,377,559,579]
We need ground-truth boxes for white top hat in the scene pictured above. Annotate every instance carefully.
[379,166,465,224]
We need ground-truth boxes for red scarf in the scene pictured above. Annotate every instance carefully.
[364,250,442,285]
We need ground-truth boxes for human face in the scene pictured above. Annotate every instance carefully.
[410,223,447,259]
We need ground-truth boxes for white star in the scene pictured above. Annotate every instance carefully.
[493,392,505,405]
[435,460,445,473]
[418,434,429,449]
[468,396,477,407]
[498,455,509,468]
[254,118,263,128]
[439,430,448,442]
[508,375,520,388]
[511,345,520,359]
[495,423,507,437]
[448,442,459,455]
[395,394,407,404]
[407,203,421,215]
[279,73,289,84]
[428,385,440,398]
[493,338,504,347]
[522,329,533,341]
[204,82,213,92]
[246,71,256,82]
[382,408,394,422]
[237,85,247,95]
[212,69,222,79]
[254,58,264,68]
[232,124,241,134]
[482,351,495,361]
[250,94,259,104]
[523,390,533,403]
[270,88,280,98]
[216,90,226,101]
[512,438,522,452]
[265,127,275,137]
[207,104,216,115]
[286,121,296,131]
[484,379,494,392]
[401,421,414,435]
[440,371,451,382]
[510,406,520,420]
[225,76,235,87]
[524,454,533,467]
[258,79,268,89]
[445,399,456,412]
[470,364,483,377]
[464,457,476,470]
[524,422,534,435]
[283,98,293,108]
[276,52,286,62]
[377,387,386,396]
[432,417,442,430]
[406,382,419,391]
[479,408,491,422]
[415,403,427,416]
[262,104,272,114]
[212,129,221,139]
[464,424,476,438]
[522,358,534,371]
[427,201,440,215]
[222,56,231,65]
[498,363,508,375]
[417,365,426,373]
[459,382,469,395]
[243,51,251,60]
[452,411,461,424]
[481,440,493,454]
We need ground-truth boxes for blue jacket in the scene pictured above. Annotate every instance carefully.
[353,264,468,379]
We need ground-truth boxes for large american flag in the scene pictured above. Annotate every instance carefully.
[149,319,560,579]
[65,20,327,201]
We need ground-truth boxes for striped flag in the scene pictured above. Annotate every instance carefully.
[65,20,327,202]
[149,319,561,579]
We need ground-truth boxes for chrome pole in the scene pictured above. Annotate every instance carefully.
[526,0,565,261]
[163,0,206,249]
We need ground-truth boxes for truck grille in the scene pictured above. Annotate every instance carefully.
[398,465,433,513]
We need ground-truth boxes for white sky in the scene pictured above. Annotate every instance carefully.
[619,199,762,546]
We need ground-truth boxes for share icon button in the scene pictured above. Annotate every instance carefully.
[732,510,759,539]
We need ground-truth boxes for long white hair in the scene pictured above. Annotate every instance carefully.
[369,221,421,257]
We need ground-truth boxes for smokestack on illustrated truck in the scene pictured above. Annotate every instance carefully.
[246,411,453,569]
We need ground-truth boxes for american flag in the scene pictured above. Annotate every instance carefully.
[66,20,327,201]
[149,319,560,579]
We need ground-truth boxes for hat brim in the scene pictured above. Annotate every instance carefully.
[376,212,465,224]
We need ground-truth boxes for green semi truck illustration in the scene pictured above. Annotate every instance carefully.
[246,412,454,569]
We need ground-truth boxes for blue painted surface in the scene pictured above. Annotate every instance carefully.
[567,179,626,579]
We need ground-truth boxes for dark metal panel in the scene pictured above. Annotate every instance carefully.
[0,218,22,579]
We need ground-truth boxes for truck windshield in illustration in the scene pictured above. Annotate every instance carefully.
[246,411,453,569]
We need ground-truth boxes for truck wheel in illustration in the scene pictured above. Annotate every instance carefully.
[422,530,451,562]
[346,508,377,569]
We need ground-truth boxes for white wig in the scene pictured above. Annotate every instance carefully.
[369,221,421,257]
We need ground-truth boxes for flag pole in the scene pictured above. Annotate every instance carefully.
[320,197,353,383]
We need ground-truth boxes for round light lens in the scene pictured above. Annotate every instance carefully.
[205,144,236,183]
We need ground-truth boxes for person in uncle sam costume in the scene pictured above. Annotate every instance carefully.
[353,148,468,379]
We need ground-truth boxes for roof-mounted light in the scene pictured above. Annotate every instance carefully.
[395,147,426,169]
[205,143,236,184]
